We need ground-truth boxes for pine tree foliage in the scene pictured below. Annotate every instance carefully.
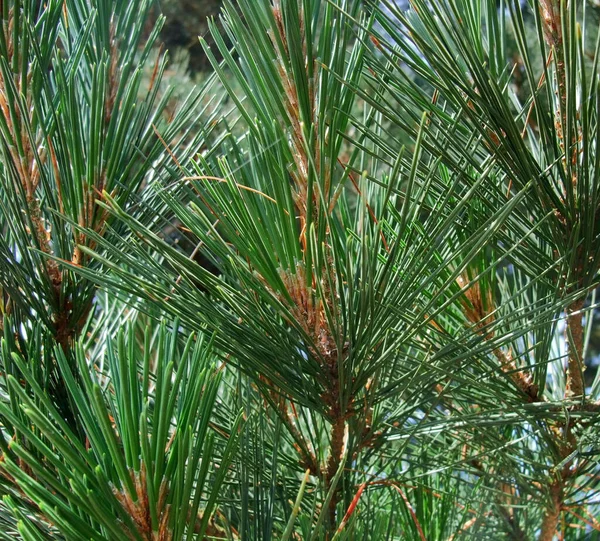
[1,320,240,540]
[0,0,217,414]
[0,0,599,539]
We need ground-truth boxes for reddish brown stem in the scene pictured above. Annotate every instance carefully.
[565,299,585,398]
[325,414,345,532]
[539,480,563,541]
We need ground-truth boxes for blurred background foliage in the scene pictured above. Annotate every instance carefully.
[157,0,224,73]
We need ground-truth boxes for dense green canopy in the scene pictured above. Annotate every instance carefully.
[0,0,598,539]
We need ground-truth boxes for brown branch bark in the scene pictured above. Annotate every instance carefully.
[537,298,585,539]
[538,421,578,541]
[539,480,563,541]
[325,413,345,533]
[565,299,585,398]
